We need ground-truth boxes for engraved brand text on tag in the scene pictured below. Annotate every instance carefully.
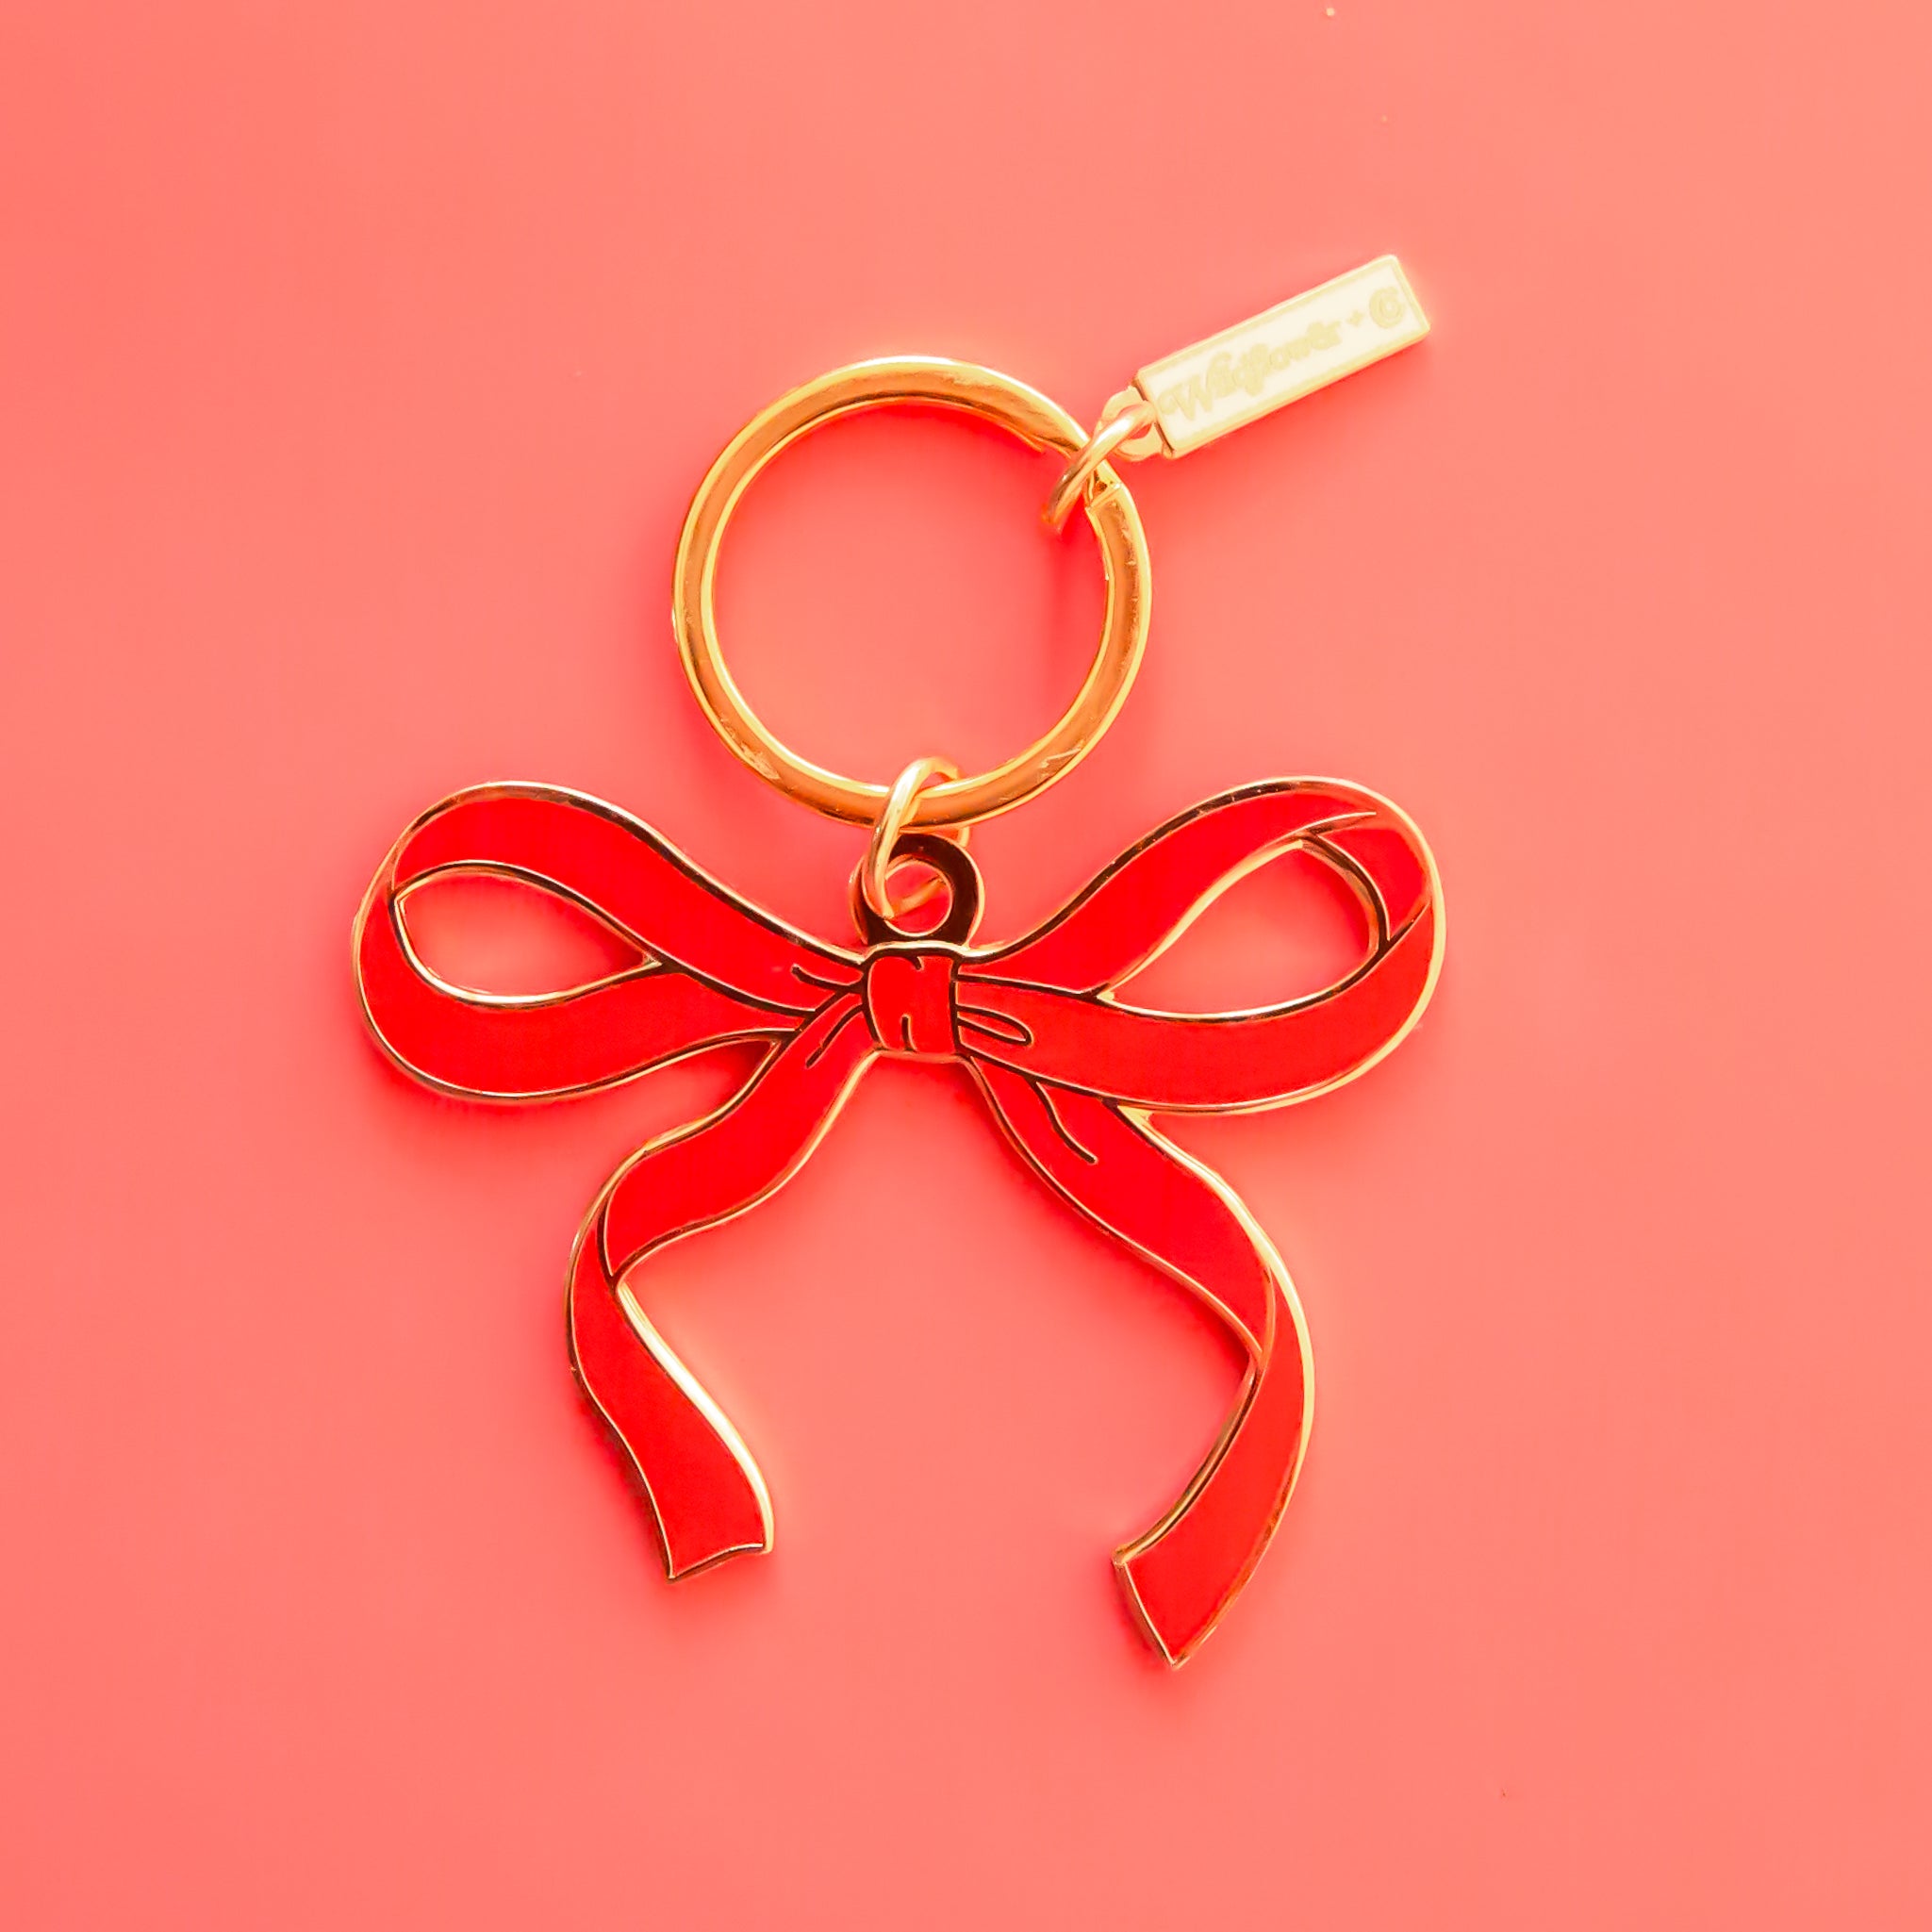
[1134,256,1428,457]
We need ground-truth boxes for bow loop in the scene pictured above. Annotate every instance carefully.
[987,783,1401,993]
[356,784,859,1100]
[956,781,1441,1112]
[387,784,857,1012]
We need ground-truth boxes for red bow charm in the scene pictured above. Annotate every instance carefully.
[355,779,1442,1663]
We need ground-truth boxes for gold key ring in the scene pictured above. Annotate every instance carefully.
[673,357,1151,832]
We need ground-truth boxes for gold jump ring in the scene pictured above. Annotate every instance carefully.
[860,758,968,922]
[1042,393,1160,533]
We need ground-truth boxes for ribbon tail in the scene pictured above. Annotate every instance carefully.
[568,999,875,1579]
[973,1061,1312,1666]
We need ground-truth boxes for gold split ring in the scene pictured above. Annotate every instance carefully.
[673,358,1151,832]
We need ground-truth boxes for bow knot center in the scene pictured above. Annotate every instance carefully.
[860,949,959,1058]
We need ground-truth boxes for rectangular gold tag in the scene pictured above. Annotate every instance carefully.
[1134,256,1429,457]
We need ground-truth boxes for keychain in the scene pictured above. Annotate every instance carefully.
[354,257,1444,1665]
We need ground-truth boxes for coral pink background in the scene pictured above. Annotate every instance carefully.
[4,4,1928,1926]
